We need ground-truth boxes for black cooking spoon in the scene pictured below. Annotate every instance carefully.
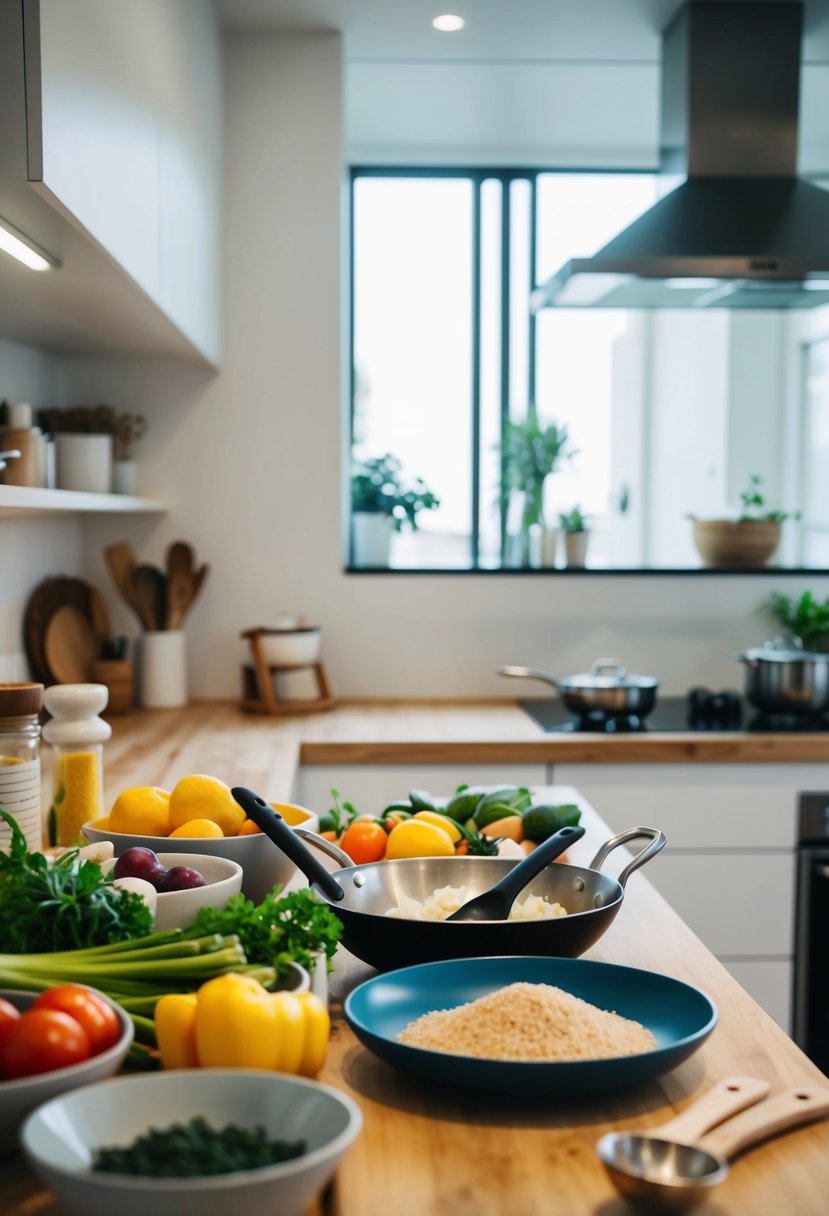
[446,824,585,921]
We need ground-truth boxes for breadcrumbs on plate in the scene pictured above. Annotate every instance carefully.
[397,981,656,1062]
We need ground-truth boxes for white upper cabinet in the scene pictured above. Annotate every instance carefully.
[22,0,222,365]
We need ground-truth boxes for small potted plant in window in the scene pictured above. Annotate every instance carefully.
[558,505,590,569]
[769,591,829,652]
[350,453,440,567]
[690,474,799,568]
[501,411,576,567]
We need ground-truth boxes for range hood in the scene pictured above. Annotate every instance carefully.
[532,1,829,310]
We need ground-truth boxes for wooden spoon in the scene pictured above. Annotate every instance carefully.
[131,564,167,632]
[104,542,144,628]
[166,541,196,630]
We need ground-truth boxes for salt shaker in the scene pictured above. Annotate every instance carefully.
[43,684,112,847]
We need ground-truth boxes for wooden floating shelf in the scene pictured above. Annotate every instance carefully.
[0,485,167,517]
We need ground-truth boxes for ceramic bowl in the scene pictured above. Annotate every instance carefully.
[259,627,321,667]
[102,852,243,930]
[0,989,133,1157]
[21,1069,362,1216]
[83,803,320,904]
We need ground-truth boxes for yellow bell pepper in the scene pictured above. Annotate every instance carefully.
[154,974,330,1077]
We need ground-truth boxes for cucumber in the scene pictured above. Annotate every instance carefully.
[521,803,582,843]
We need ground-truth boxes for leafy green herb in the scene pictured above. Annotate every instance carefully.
[319,787,360,834]
[191,885,343,977]
[737,474,800,524]
[0,807,153,952]
[92,1117,305,1177]
[770,591,829,647]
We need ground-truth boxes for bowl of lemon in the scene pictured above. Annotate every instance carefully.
[83,775,319,903]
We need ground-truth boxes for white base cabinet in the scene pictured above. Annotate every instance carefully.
[552,762,829,1033]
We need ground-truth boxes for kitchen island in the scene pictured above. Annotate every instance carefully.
[3,718,828,1214]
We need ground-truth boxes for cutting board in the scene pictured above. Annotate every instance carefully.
[24,577,110,685]
[44,605,99,684]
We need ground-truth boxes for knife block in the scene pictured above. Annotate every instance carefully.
[240,628,336,715]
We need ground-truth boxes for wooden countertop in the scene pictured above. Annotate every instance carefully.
[4,786,828,1216]
[99,702,829,801]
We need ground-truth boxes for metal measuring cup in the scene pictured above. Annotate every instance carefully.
[597,1075,829,1210]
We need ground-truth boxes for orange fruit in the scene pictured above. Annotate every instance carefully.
[169,818,225,839]
[109,787,171,836]
[168,775,245,836]
[238,819,261,836]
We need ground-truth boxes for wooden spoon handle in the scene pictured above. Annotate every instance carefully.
[653,1077,770,1145]
[700,1086,829,1160]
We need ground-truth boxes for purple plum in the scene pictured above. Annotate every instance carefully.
[156,865,206,893]
[113,847,168,886]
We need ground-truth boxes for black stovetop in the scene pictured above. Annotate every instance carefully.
[520,694,829,734]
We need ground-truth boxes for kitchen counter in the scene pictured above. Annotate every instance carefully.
[4,785,829,1215]
[98,702,829,802]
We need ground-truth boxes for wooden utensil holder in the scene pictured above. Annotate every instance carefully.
[240,629,336,715]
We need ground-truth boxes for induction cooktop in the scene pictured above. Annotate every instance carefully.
[520,693,829,734]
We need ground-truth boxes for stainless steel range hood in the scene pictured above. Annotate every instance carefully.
[532,1,829,311]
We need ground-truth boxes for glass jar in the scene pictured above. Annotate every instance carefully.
[43,684,111,847]
[0,682,45,853]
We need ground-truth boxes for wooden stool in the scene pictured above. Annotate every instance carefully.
[240,628,336,715]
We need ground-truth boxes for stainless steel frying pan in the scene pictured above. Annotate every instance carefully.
[232,787,666,972]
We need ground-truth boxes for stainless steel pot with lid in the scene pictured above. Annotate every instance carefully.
[734,636,829,716]
[498,659,661,719]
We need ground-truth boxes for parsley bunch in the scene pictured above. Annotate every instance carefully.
[191,885,343,978]
[0,808,153,952]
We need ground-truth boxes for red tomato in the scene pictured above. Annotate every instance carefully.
[339,819,388,864]
[0,1009,92,1079]
[33,985,121,1054]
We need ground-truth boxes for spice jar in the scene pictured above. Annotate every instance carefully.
[0,682,44,853]
[43,684,111,847]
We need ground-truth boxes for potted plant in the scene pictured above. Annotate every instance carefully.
[350,453,440,567]
[558,505,590,568]
[769,591,829,652]
[501,411,576,566]
[690,475,799,568]
[38,404,147,496]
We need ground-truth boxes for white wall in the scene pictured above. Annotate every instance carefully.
[54,33,829,701]
[0,337,80,682]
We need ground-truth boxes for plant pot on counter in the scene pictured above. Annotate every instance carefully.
[351,512,394,567]
[692,519,781,568]
[563,531,590,569]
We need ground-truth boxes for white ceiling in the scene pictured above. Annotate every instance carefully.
[216,0,829,168]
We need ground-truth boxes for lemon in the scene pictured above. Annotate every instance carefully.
[385,818,455,859]
[109,787,172,837]
[271,801,314,826]
[169,818,225,839]
[169,774,246,836]
[412,810,463,844]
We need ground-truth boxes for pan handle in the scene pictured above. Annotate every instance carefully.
[497,665,561,689]
[293,825,353,869]
[231,786,346,902]
[588,826,666,890]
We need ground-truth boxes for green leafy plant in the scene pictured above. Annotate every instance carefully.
[351,453,440,532]
[737,474,799,524]
[501,412,577,534]
[558,505,588,532]
[769,591,829,647]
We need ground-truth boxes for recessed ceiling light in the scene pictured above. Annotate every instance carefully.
[432,14,465,33]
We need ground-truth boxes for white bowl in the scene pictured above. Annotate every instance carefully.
[83,803,320,904]
[104,852,243,930]
[259,627,321,668]
[22,1069,362,1216]
[0,989,133,1157]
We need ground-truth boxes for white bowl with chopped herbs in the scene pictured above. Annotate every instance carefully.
[21,1070,362,1216]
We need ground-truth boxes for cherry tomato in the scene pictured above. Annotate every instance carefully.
[0,1009,92,1079]
[339,819,387,864]
[33,985,121,1054]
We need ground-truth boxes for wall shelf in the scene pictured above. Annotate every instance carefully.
[0,485,167,517]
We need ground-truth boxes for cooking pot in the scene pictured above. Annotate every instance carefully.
[232,787,665,972]
[498,659,661,720]
[734,636,829,716]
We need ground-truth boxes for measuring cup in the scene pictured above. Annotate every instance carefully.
[597,1075,829,1210]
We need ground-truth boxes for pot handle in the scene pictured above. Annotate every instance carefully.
[231,787,346,902]
[588,826,667,890]
[591,658,627,679]
[497,665,561,689]
[293,825,353,869]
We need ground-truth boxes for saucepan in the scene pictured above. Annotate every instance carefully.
[232,788,666,972]
[498,659,661,721]
[733,635,829,716]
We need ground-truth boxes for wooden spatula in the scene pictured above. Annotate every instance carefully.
[104,542,144,628]
[166,541,196,630]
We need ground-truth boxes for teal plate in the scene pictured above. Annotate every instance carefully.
[344,956,717,1099]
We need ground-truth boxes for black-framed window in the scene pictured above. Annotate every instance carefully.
[349,167,657,570]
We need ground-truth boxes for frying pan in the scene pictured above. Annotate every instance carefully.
[499,660,661,720]
[232,788,666,972]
